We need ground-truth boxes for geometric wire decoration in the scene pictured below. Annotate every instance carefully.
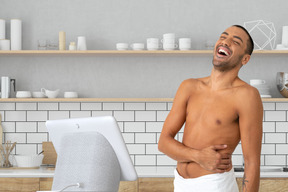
[244,20,276,50]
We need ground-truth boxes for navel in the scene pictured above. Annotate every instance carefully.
[216,119,222,125]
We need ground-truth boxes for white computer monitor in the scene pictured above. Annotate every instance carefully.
[46,116,137,181]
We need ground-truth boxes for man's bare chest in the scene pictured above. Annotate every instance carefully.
[186,95,239,127]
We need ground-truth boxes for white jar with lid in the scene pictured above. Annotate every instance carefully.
[69,42,76,50]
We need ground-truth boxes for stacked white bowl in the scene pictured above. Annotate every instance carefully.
[250,79,271,98]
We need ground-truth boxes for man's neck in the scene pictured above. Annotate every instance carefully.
[208,67,240,91]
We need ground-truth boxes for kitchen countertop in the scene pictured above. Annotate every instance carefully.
[0,167,288,178]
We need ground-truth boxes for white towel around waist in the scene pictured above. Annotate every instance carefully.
[174,168,239,192]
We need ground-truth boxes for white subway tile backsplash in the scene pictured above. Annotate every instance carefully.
[70,111,91,118]
[126,144,145,154]
[0,103,15,110]
[135,155,156,165]
[122,133,135,143]
[276,144,288,154]
[1,122,16,132]
[124,103,145,110]
[16,122,37,132]
[27,133,48,143]
[146,103,167,110]
[81,103,101,110]
[60,103,80,111]
[103,103,123,111]
[114,111,134,121]
[265,155,286,166]
[5,111,26,121]
[27,111,47,121]
[146,122,164,132]
[38,103,58,110]
[265,111,286,121]
[146,144,162,155]
[157,155,177,166]
[16,103,37,111]
[49,111,69,120]
[265,133,286,143]
[135,166,157,175]
[156,133,161,143]
[263,122,275,132]
[168,102,173,110]
[156,166,176,175]
[177,133,183,142]
[276,122,288,132]
[124,122,145,132]
[37,122,47,132]
[232,155,243,166]
[5,133,26,143]
[262,103,275,110]
[0,111,4,120]
[92,111,113,117]
[261,144,275,154]
[135,111,156,121]
[135,133,156,143]
[276,103,288,110]
[233,144,242,155]
[157,111,169,121]
[2,100,288,170]
[15,144,37,155]
[117,122,124,132]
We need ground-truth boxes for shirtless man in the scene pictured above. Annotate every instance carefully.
[158,25,263,192]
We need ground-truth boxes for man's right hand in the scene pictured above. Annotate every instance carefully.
[196,144,232,173]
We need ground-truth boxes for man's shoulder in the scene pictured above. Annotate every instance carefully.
[234,81,262,105]
[235,81,260,96]
[180,77,207,87]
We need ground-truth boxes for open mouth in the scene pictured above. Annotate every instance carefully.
[216,46,232,57]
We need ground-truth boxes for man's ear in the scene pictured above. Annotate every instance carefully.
[241,54,251,66]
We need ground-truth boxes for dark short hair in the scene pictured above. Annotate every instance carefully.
[233,25,254,55]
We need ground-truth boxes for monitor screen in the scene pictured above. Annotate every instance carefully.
[46,116,137,181]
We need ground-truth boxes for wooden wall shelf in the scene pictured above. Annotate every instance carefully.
[0,50,288,55]
[0,98,286,102]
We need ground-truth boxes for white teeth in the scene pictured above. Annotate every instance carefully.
[218,49,228,56]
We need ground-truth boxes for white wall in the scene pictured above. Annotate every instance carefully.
[0,0,288,98]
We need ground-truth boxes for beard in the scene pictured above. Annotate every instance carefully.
[212,55,244,72]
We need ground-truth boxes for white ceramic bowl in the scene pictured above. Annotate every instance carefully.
[64,91,78,98]
[32,91,46,98]
[16,91,32,98]
[14,155,44,167]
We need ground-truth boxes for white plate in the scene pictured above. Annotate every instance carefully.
[261,95,272,98]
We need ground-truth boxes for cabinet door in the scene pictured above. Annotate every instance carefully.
[0,178,39,192]
[39,178,53,191]
[118,180,138,192]
[138,178,174,192]
[237,178,288,192]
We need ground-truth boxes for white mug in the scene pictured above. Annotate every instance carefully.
[147,38,160,50]
[0,39,10,50]
[163,43,178,50]
[179,38,191,50]
[250,79,266,85]
[77,36,87,50]
[161,38,176,44]
[130,43,144,50]
[116,43,129,50]
[64,91,78,98]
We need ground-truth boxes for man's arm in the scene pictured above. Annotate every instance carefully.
[238,87,263,192]
[158,80,231,173]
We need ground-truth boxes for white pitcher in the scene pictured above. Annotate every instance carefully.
[41,88,60,98]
